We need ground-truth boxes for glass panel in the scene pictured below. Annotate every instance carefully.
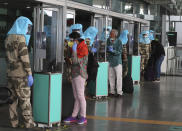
[133,3,149,18]
[43,9,58,72]
[72,0,93,6]
[149,5,159,16]
[93,0,108,9]
[111,0,121,13]
[66,13,74,38]
[121,2,133,14]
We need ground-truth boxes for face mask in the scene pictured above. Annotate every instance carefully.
[86,41,90,46]
[68,41,74,47]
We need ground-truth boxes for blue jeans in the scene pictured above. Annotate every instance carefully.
[155,55,165,79]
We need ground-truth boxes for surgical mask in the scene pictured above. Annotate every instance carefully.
[68,41,74,47]
[85,41,90,46]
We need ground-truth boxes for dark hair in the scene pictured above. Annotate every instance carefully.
[77,38,84,43]
[69,32,81,39]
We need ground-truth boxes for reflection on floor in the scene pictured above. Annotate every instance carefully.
[1,76,182,131]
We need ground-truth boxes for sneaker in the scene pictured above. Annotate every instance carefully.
[63,116,77,123]
[154,78,160,82]
[77,117,87,125]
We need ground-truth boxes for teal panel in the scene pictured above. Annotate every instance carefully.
[96,62,108,96]
[128,56,141,81]
[50,73,62,123]
[131,56,141,81]
[33,74,49,123]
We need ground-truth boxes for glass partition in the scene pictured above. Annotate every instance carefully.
[93,0,108,9]
[34,7,64,73]
[111,0,121,13]
[66,11,75,38]
[72,0,93,6]
[121,2,133,14]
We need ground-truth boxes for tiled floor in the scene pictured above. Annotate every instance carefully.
[0,76,182,131]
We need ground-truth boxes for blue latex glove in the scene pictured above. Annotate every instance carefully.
[91,47,97,53]
[27,75,33,87]
[108,46,113,52]
[72,42,77,52]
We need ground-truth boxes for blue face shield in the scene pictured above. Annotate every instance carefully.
[119,30,129,45]
[83,26,98,46]
[8,16,33,46]
[69,24,84,39]
[149,30,155,40]
[139,31,151,44]
[100,26,112,41]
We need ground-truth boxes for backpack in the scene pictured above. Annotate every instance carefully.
[122,75,134,94]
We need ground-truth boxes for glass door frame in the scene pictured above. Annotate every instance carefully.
[33,4,65,73]
[93,14,112,61]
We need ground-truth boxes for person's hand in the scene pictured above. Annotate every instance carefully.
[91,47,97,53]
[108,46,113,52]
[27,75,33,87]
[72,42,77,52]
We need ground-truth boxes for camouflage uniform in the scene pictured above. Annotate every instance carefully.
[5,35,34,128]
[139,43,151,75]
[122,45,128,77]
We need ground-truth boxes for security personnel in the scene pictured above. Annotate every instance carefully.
[119,30,129,77]
[5,16,35,128]
[139,31,151,77]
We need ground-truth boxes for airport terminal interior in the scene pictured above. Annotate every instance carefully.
[1,0,182,131]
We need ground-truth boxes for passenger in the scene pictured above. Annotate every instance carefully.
[84,27,99,96]
[119,30,129,77]
[151,40,165,82]
[5,16,35,128]
[139,31,151,77]
[63,24,88,125]
[107,29,123,97]
[84,27,99,81]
